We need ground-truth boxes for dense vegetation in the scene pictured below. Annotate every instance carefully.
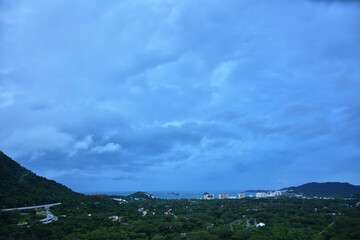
[1,196,360,239]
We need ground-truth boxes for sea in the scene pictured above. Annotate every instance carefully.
[84,190,259,199]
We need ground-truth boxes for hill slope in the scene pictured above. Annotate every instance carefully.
[282,182,360,195]
[0,151,82,208]
[127,191,156,200]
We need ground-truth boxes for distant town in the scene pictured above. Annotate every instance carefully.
[203,190,283,200]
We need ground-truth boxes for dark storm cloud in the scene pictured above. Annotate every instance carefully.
[0,0,360,191]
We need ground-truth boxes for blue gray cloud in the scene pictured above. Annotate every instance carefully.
[0,0,360,192]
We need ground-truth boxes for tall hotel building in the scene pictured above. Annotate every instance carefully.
[238,193,245,199]
[219,193,228,199]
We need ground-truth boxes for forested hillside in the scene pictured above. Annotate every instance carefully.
[0,151,82,208]
[282,182,360,195]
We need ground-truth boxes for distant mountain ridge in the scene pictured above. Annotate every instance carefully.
[281,182,360,195]
[0,151,82,208]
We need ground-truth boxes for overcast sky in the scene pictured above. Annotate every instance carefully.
[1,0,360,192]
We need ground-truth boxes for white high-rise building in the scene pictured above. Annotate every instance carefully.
[274,191,282,196]
[256,192,267,198]
[219,193,228,199]
[238,193,246,199]
[266,192,276,197]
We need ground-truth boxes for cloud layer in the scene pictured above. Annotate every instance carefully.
[1,0,360,192]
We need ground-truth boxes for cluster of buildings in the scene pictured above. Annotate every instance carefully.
[138,207,152,216]
[256,191,282,198]
[204,191,282,200]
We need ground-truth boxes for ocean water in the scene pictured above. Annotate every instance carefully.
[86,190,258,199]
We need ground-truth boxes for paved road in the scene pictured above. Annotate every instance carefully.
[1,203,61,211]
[39,209,59,224]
